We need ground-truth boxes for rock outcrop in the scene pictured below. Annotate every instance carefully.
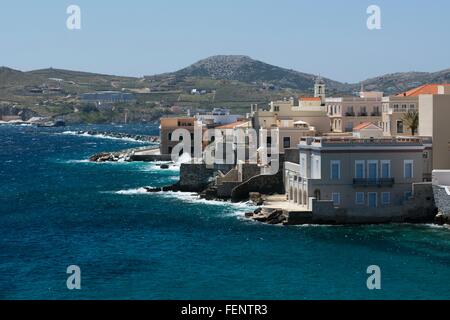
[245,208,288,225]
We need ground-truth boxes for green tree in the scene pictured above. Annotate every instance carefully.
[402,110,419,136]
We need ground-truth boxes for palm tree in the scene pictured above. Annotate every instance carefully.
[402,110,419,136]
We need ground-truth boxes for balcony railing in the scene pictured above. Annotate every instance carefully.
[353,178,395,187]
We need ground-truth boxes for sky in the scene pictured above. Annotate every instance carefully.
[0,0,449,83]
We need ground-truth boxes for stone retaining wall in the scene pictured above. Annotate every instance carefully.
[179,163,216,192]
[231,170,284,202]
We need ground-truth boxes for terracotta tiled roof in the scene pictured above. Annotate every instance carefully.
[299,97,321,101]
[215,121,248,129]
[396,84,450,97]
[353,122,376,131]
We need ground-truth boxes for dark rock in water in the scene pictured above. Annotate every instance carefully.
[247,207,287,225]
[254,207,262,214]
[434,212,448,225]
[145,187,162,193]
[89,152,113,162]
[199,185,218,201]
[249,192,264,205]
[160,164,169,169]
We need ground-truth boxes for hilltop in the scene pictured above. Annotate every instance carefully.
[149,55,349,93]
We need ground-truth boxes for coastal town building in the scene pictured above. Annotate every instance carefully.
[382,84,450,137]
[250,78,330,155]
[159,108,245,158]
[80,91,135,104]
[284,135,431,213]
[381,95,418,137]
[194,108,242,126]
[325,89,383,133]
[250,99,328,155]
[159,117,203,156]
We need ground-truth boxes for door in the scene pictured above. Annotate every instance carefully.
[368,161,378,180]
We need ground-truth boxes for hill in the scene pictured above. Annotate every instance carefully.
[359,69,450,95]
[1,56,449,123]
[150,55,350,93]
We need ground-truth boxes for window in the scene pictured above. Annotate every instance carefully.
[267,136,272,146]
[381,192,391,205]
[381,160,391,178]
[345,122,354,132]
[332,193,341,205]
[404,160,413,179]
[313,158,320,179]
[330,160,341,180]
[283,137,291,149]
[397,120,404,134]
[404,191,413,201]
[355,161,365,179]
[360,106,367,115]
[355,192,365,205]
[274,106,280,112]
[168,132,172,140]
[373,106,380,115]
[300,155,307,178]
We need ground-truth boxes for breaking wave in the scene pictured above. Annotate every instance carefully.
[60,131,151,143]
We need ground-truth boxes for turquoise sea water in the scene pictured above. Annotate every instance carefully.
[0,124,449,300]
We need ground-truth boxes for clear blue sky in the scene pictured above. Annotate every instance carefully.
[1,0,449,83]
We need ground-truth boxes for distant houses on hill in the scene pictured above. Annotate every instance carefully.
[80,91,136,104]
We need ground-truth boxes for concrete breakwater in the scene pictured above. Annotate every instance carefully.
[89,146,170,162]
[66,130,160,143]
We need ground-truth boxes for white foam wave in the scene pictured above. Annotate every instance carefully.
[159,191,256,211]
[115,187,150,195]
[65,159,91,164]
[60,131,152,143]
[422,223,450,230]
[140,163,180,173]
[113,188,256,213]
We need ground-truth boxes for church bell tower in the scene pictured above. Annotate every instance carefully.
[314,75,326,105]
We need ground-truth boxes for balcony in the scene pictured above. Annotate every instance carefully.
[353,178,395,187]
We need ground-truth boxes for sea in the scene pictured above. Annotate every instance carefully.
[0,124,449,299]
